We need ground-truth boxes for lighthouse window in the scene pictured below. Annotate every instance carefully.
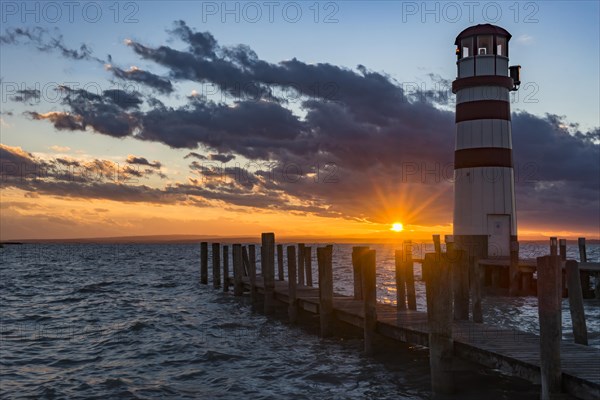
[461,37,473,58]
[496,36,507,56]
[477,35,492,56]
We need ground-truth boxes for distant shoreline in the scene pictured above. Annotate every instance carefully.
[2,235,599,245]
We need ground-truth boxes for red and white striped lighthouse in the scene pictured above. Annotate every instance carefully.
[452,24,521,257]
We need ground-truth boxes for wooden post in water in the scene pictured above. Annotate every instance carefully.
[243,246,257,304]
[577,238,591,298]
[457,236,486,322]
[277,244,284,281]
[361,249,377,356]
[578,238,587,262]
[262,233,276,315]
[352,246,368,300]
[403,241,417,311]
[424,252,454,395]
[200,242,208,284]
[550,237,558,256]
[212,243,221,288]
[222,245,229,292]
[559,239,567,261]
[297,243,305,286]
[304,246,313,286]
[287,245,298,323]
[536,255,562,399]
[232,244,243,296]
[565,260,588,345]
[448,235,468,320]
[509,240,520,297]
[395,249,406,311]
[559,239,567,298]
[471,256,483,323]
[317,245,334,337]
[432,234,442,255]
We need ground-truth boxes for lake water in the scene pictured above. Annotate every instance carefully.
[1,242,597,399]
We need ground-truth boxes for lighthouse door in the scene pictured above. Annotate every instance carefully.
[487,215,510,257]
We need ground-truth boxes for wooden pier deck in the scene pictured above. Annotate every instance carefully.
[241,277,600,400]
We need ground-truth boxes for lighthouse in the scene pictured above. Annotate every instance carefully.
[452,24,521,257]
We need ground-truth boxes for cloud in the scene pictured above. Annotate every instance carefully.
[105,64,174,94]
[126,155,162,169]
[0,27,104,63]
[11,88,40,104]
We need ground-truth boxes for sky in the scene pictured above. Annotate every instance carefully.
[0,0,599,241]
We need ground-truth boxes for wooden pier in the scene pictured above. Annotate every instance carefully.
[199,236,599,400]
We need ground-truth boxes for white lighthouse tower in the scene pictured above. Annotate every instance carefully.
[452,24,521,257]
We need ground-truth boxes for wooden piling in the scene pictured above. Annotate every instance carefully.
[559,239,568,298]
[212,243,221,288]
[550,237,558,257]
[395,249,406,311]
[559,239,567,261]
[403,241,417,311]
[232,244,243,296]
[456,236,486,322]
[536,255,562,399]
[447,235,467,320]
[509,240,520,297]
[424,252,454,395]
[222,245,229,292]
[243,246,257,303]
[277,244,284,281]
[262,233,276,315]
[200,242,208,284]
[304,246,313,286]
[361,249,377,355]
[453,249,469,320]
[298,243,305,286]
[577,238,587,262]
[317,245,334,337]
[287,245,298,323]
[352,246,368,300]
[432,234,441,255]
[577,238,591,298]
[566,260,588,345]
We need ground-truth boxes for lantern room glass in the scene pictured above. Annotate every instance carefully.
[460,37,473,58]
[477,35,493,55]
[496,36,507,56]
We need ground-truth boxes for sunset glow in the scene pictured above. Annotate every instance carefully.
[391,223,404,232]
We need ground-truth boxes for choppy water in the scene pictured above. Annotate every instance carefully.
[1,242,597,399]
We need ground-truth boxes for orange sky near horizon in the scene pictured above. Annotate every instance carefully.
[2,184,598,242]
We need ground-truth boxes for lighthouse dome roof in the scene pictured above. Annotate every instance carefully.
[454,24,511,45]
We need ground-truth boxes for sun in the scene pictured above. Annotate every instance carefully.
[391,222,404,232]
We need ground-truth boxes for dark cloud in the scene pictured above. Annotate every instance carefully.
[106,65,174,94]
[11,89,40,104]
[0,27,103,63]
[184,152,207,160]
[126,155,162,169]
[209,154,236,163]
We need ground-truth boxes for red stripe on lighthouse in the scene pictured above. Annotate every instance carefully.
[452,76,514,93]
[455,100,511,123]
[454,147,513,169]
